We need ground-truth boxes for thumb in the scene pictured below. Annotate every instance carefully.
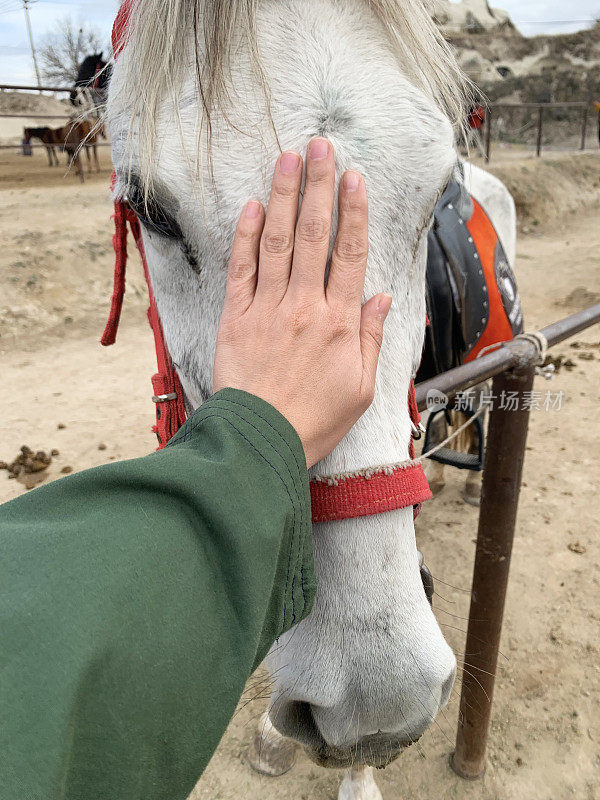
[359,293,392,392]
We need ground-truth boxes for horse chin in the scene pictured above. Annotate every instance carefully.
[302,734,414,770]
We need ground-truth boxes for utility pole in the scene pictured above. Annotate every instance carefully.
[22,0,42,93]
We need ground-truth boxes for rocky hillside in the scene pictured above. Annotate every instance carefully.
[433,0,600,104]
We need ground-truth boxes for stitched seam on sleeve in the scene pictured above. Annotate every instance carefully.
[210,396,305,478]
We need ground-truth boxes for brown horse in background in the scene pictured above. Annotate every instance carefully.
[23,120,105,181]
[23,127,59,167]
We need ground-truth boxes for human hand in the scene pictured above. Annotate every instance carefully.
[212,138,392,468]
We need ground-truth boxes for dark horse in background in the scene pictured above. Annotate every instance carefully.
[70,53,112,109]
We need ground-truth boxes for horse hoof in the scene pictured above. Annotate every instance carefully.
[429,480,446,497]
[338,766,383,800]
[247,712,298,776]
[461,485,481,506]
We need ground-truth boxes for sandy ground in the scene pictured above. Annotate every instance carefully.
[1,150,599,800]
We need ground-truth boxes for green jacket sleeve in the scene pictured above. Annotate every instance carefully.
[0,388,316,800]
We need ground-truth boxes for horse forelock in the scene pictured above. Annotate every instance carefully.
[109,0,471,196]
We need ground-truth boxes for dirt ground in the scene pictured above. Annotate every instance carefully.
[1,149,599,800]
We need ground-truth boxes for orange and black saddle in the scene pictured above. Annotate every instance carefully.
[417,178,523,384]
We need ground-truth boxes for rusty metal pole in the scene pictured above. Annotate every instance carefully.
[485,106,492,163]
[536,106,543,157]
[451,364,535,779]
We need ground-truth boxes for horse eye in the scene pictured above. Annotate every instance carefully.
[125,184,182,239]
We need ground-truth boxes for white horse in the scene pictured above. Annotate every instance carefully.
[107,1,513,797]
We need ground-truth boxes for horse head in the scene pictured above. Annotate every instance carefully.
[107,0,468,769]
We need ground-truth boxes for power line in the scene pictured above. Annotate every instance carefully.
[514,19,596,25]
[0,0,23,12]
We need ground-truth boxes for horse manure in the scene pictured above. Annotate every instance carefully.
[568,541,586,555]
[60,465,73,474]
[577,352,594,361]
[1,445,53,480]
[51,448,59,456]
[57,422,66,429]
[98,443,107,451]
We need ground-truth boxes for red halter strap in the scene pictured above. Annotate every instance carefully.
[309,382,431,523]
[105,0,431,520]
[101,195,187,447]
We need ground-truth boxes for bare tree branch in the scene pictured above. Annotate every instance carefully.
[39,16,107,85]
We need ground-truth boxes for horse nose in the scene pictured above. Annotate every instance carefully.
[270,655,457,754]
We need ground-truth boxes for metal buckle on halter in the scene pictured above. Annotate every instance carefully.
[410,420,426,440]
[152,392,177,403]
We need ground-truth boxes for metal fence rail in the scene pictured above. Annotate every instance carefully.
[482,101,593,162]
[415,302,600,779]
[0,83,72,92]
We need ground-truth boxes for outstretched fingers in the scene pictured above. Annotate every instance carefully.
[224,200,265,315]
[326,170,369,306]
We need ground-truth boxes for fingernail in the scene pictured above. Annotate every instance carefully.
[309,138,329,160]
[244,200,261,219]
[343,171,361,193]
[377,294,393,319]
[279,151,301,174]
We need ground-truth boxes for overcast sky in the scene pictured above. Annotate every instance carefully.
[1,0,598,86]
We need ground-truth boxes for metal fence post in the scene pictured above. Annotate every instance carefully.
[580,106,589,151]
[536,107,543,157]
[485,106,492,163]
[451,364,535,779]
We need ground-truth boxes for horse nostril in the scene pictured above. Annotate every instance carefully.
[440,665,456,708]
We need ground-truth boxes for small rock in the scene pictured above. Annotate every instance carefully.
[57,423,66,430]
[516,757,524,767]
[50,448,59,456]
[60,465,73,474]
[98,443,107,451]
[568,541,586,554]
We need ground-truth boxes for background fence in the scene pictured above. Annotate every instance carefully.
[3,86,599,160]
[0,83,110,152]
[481,101,597,162]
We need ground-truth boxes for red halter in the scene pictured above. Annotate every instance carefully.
[103,2,431,523]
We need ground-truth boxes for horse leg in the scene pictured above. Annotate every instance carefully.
[73,152,84,183]
[51,147,59,166]
[425,458,445,496]
[45,146,52,167]
[93,144,100,172]
[462,468,482,506]
[85,146,92,174]
[247,712,298,776]
[338,767,383,800]
[423,411,447,495]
